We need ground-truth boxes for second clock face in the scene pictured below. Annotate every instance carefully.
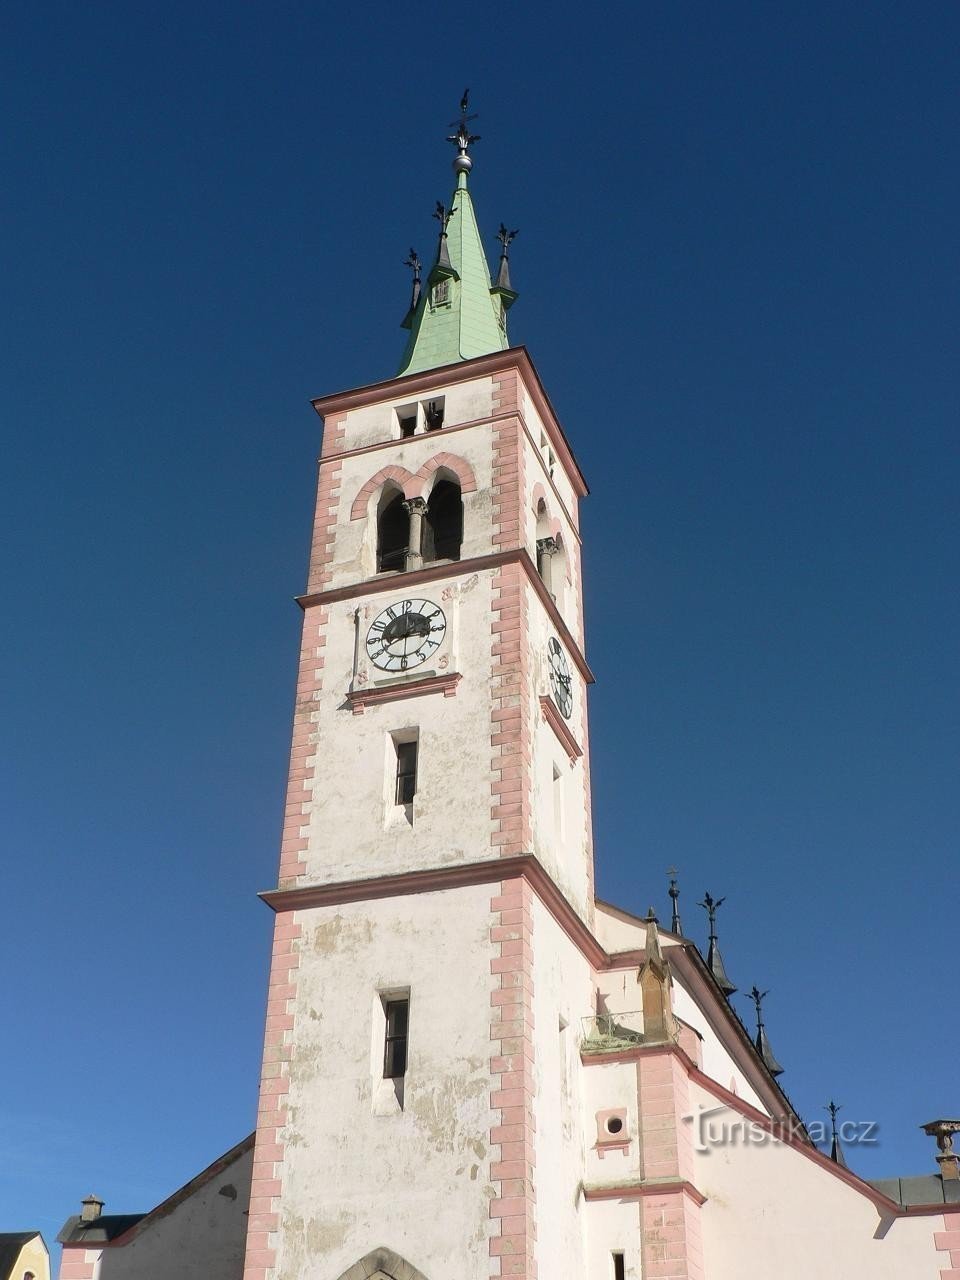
[548,636,573,719]
[366,598,446,672]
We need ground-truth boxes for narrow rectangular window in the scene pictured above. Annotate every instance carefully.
[383,998,409,1079]
[399,414,416,438]
[395,740,418,806]
[612,1254,625,1280]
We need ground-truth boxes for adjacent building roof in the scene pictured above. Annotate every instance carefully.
[57,1215,145,1245]
[869,1175,960,1207]
[0,1232,44,1279]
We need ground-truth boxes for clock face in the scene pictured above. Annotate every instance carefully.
[547,636,573,719]
[366,598,446,673]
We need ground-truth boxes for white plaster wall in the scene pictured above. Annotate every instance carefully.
[518,428,583,646]
[99,1146,253,1280]
[334,375,494,453]
[519,384,579,523]
[690,1080,942,1279]
[324,420,496,591]
[594,904,662,955]
[526,585,592,919]
[278,888,495,1280]
[302,569,498,883]
[529,897,594,1279]
[580,1058,642,1186]
[583,1199,641,1280]
[671,980,766,1112]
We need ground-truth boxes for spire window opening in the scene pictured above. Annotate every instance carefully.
[431,279,450,307]
[422,479,462,564]
[612,1254,626,1280]
[376,488,409,573]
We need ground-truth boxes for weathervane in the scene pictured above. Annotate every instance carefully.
[446,89,480,172]
[667,867,683,935]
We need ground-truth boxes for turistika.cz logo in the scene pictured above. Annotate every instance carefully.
[683,1103,879,1154]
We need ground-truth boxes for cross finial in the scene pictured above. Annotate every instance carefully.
[825,1100,847,1165]
[404,248,421,281]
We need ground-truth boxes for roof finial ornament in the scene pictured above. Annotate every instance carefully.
[826,1101,848,1167]
[446,88,481,174]
[747,986,784,1077]
[433,200,458,270]
[667,866,683,936]
[403,248,421,312]
[495,223,519,291]
[698,891,737,998]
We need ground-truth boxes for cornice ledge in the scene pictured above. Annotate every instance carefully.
[346,671,461,713]
[539,695,583,762]
[581,1178,707,1207]
[260,851,607,967]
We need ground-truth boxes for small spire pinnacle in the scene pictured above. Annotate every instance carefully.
[400,248,422,328]
[433,200,458,270]
[826,1101,847,1167]
[446,88,481,174]
[698,891,737,997]
[748,986,784,1077]
[667,867,683,935]
[495,223,519,290]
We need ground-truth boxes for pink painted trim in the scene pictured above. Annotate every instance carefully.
[583,1180,707,1207]
[538,695,583,762]
[296,548,596,686]
[488,875,537,1279]
[242,915,304,1280]
[406,450,478,498]
[346,671,461,712]
[349,464,416,520]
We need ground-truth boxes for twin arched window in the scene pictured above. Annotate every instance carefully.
[376,478,462,574]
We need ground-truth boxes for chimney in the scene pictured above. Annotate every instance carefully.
[921,1119,960,1181]
[80,1194,104,1222]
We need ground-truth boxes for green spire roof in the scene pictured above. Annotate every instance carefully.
[398,159,516,377]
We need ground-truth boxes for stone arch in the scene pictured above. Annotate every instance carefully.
[531,481,548,515]
[405,451,477,500]
[334,1246,430,1280]
[350,465,417,521]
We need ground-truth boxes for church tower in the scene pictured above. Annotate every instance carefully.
[242,101,597,1280]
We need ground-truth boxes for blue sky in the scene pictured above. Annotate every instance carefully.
[2,0,958,1249]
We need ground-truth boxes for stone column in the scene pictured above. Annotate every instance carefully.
[403,497,427,570]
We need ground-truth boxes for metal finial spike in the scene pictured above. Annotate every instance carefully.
[667,867,683,936]
[698,892,736,997]
[400,249,422,324]
[825,1101,847,1166]
[747,987,783,1076]
[446,89,481,172]
[497,223,519,253]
